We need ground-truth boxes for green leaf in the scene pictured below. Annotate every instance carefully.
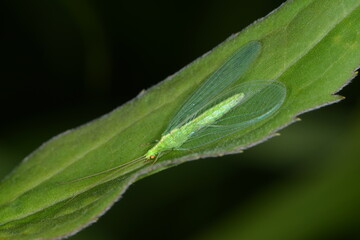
[0,0,359,239]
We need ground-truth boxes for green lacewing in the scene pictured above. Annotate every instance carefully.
[66,41,287,183]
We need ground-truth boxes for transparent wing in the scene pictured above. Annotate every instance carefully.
[180,80,287,149]
[164,41,262,134]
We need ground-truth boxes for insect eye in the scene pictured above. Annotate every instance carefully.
[150,155,156,159]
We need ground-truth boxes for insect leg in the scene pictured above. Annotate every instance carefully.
[140,139,159,147]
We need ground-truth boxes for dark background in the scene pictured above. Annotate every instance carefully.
[1,0,359,240]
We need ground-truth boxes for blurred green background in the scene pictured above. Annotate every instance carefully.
[1,0,359,239]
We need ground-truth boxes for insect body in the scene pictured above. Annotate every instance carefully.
[145,93,245,160]
[65,40,286,183]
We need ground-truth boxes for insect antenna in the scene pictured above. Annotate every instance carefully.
[59,155,147,184]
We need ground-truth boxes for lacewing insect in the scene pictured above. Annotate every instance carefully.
[66,41,287,183]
